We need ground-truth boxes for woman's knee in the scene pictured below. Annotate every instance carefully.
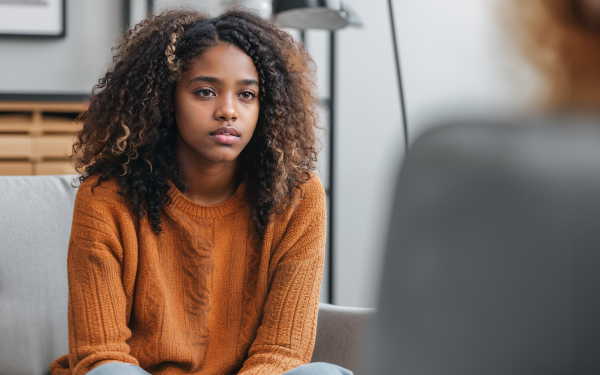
[284,362,353,375]
[86,362,149,375]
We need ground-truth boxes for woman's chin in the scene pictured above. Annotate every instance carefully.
[202,151,242,164]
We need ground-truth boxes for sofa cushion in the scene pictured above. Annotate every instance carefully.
[0,175,78,375]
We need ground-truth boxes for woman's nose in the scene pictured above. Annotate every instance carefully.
[215,96,238,121]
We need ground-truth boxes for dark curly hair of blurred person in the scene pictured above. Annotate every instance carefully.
[72,8,321,234]
[506,0,600,108]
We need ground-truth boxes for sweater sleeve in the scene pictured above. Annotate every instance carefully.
[237,174,327,375]
[50,181,140,375]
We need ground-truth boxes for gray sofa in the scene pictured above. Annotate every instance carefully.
[0,175,374,375]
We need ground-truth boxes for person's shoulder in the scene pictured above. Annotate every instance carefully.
[71,175,137,256]
[297,170,325,202]
[75,174,128,208]
[269,170,327,260]
[286,170,326,218]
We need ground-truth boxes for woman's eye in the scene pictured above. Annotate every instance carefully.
[240,92,255,100]
[196,89,214,97]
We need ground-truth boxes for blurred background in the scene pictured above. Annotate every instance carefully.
[0,0,544,308]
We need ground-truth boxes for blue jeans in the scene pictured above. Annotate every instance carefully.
[87,361,353,375]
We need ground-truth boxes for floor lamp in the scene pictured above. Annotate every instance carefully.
[272,0,362,305]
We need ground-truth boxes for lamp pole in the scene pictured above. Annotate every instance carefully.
[328,30,336,304]
[271,0,360,305]
[387,0,409,153]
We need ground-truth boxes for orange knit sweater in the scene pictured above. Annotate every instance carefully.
[50,171,326,375]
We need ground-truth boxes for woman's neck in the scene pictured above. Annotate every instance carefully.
[176,138,241,206]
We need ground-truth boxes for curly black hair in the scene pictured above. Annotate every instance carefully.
[72,8,321,234]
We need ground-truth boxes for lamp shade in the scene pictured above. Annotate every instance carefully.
[272,0,348,30]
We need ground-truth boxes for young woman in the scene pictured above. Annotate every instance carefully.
[49,8,350,375]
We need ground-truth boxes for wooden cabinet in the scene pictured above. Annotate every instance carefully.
[0,101,87,175]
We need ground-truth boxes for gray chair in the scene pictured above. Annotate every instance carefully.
[0,175,374,375]
[312,303,375,372]
[367,118,600,374]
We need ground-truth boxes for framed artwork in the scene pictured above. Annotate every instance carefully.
[0,0,66,38]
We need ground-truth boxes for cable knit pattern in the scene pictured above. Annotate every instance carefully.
[50,171,326,375]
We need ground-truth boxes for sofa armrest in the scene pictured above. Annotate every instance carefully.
[311,302,376,373]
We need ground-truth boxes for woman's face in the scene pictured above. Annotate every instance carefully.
[173,43,260,165]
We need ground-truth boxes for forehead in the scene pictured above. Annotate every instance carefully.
[184,43,258,81]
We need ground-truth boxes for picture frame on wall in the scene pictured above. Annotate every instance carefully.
[0,0,66,38]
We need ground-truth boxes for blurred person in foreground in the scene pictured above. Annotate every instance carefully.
[508,0,600,109]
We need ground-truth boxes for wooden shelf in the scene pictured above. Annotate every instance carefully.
[0,101,88,112]
[0,100,88,175]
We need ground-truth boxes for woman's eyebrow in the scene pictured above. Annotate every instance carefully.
[236,79,259,87]
[189,76,221,85]
[188,76,258,87]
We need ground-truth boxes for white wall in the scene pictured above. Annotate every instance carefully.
[396,0,539,139]
[0,0,123,94]
[154,0,220,14]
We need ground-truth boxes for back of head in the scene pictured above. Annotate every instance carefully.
[367,117,600,374]
[508,0,600,109]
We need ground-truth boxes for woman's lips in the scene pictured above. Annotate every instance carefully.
[210,127,240,145]
[210,134,239,145]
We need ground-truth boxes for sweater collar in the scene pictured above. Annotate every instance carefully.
[166,180,248,218]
